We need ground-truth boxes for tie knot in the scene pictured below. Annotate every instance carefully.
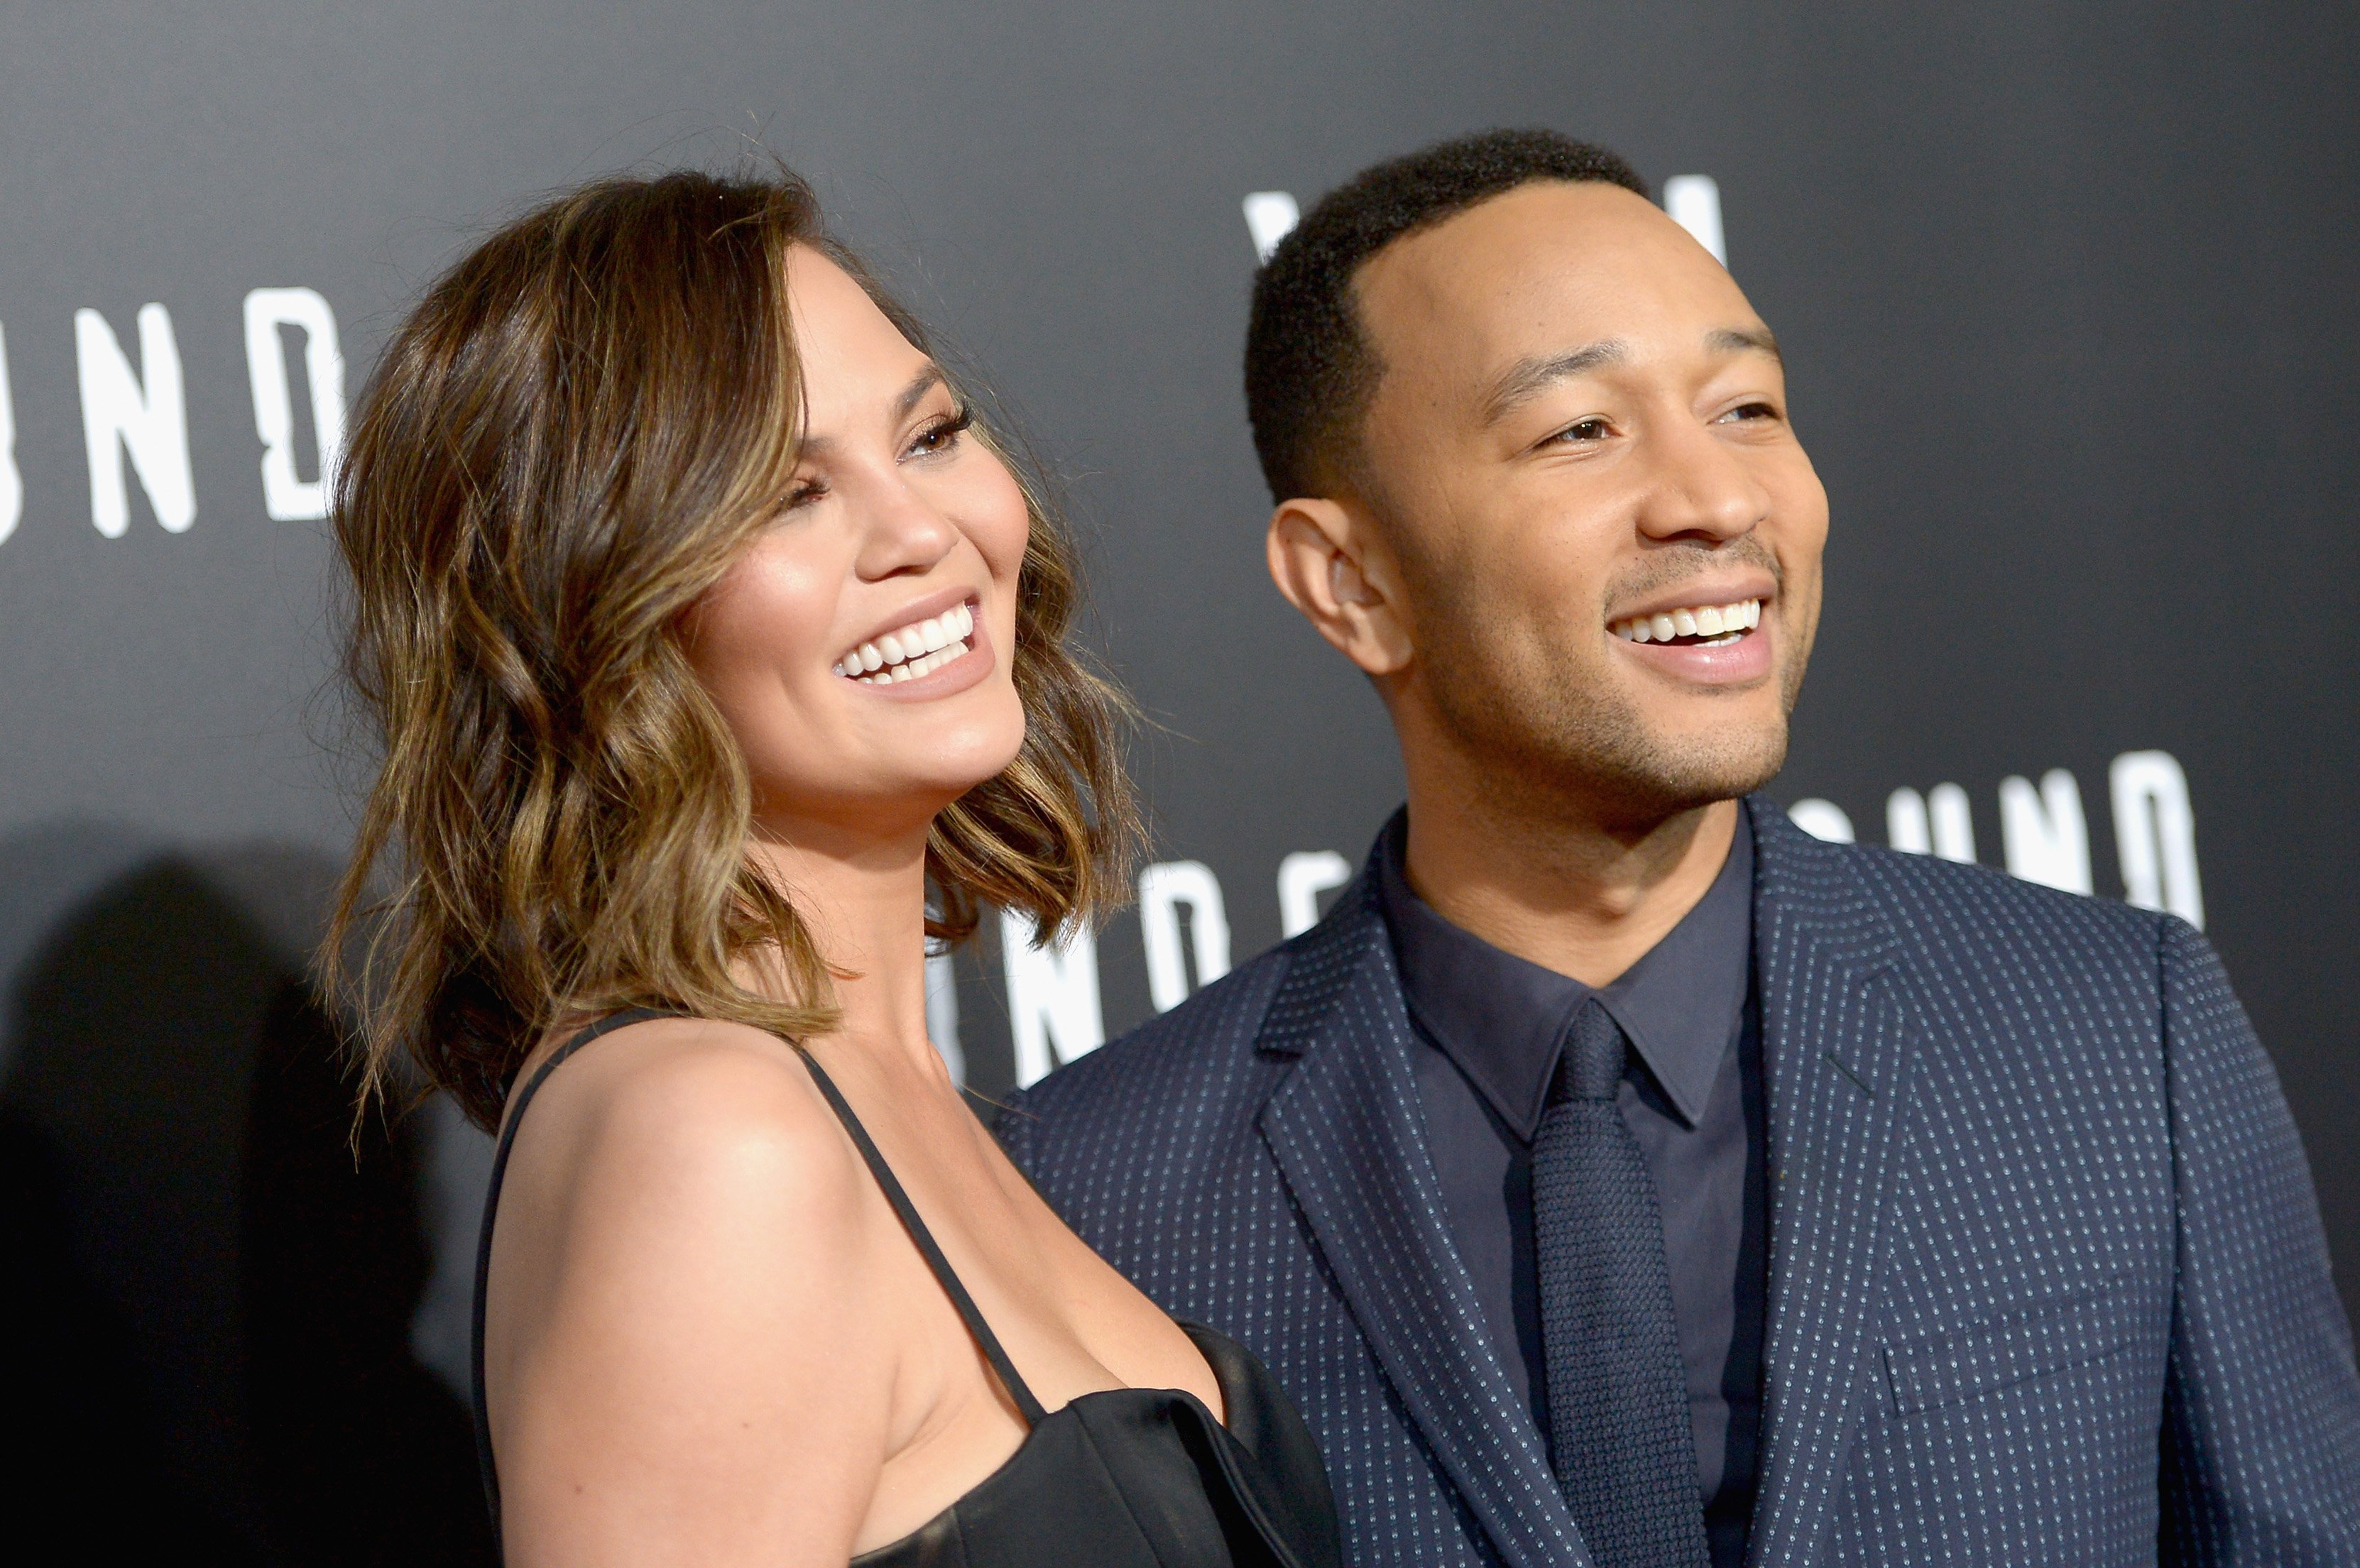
[1562,999,1626,1102]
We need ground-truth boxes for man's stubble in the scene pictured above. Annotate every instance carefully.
[1402,534,1810,836]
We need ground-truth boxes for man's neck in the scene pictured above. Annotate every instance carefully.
[1400,780,1742,989]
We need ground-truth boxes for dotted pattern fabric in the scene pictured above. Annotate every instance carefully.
[1532,1002,1710,1567]
[1000,797,2360,1567]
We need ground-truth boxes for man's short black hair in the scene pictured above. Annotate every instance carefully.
[1244,128,1648,503]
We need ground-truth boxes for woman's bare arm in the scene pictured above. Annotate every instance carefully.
[486,1022,894,1568]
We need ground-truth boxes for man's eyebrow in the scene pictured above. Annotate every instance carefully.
[1708,326,1782,363]
[1478,340,1629,427]
[794,366,945,457]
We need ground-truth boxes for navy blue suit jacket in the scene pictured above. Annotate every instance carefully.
[1000,797,2360,1567]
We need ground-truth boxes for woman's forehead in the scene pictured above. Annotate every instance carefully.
[785,246,932,417]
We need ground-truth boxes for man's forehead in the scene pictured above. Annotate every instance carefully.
[1353,180,1742,370]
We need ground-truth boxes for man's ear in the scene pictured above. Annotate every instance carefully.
[1265,495,1415,676]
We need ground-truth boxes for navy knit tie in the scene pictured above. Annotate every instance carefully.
[1532,998,1710,1568]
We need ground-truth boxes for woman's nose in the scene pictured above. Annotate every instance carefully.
[852,473,962,579]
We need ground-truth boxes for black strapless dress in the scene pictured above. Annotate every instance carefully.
[473,1010,1342,1568]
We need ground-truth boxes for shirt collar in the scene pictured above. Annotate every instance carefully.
[1375,808,1754,1137]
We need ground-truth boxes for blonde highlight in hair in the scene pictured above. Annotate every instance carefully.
[324,167,1135,1129]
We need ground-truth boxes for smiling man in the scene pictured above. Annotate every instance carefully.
[1002,131,2360,1568]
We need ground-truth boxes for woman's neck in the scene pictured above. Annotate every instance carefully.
[745,815,939,1077]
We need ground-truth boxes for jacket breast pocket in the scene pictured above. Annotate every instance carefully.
[1881,1279,2145,1416]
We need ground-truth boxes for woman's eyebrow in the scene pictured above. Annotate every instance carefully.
[894,366,945,420]
[798,366,946,457]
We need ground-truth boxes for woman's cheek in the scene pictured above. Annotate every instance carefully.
[729,539,841,674]
[972,458,1032,578]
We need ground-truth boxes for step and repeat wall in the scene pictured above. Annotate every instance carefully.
[0,4,2350,1559]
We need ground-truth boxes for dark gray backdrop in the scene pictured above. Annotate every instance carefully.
[1,4,2351,1559]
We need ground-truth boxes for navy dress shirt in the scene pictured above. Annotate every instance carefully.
[1375,811,1767,1566]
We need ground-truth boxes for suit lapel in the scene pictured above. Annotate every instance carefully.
[1742,799,1916,1567]
[1257,875,1590,1568]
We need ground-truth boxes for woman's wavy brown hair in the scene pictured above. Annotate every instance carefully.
[324,166,1137,1130]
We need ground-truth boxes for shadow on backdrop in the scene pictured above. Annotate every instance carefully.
[0,830,493,1565]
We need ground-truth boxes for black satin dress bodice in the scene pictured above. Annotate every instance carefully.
[473,1010,1342,1568]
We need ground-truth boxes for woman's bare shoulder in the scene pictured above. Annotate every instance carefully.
[488,1018,899,1562]
[501,1014,866,1244]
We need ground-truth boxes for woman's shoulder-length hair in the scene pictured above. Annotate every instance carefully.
[324,165,1137,1130]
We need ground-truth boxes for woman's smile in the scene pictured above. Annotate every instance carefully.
[833,594,982,686]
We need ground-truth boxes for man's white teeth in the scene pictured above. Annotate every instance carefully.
[1611,598,1762,645]
[834,603,977,682]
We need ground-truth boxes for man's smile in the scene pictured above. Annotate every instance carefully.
[1604,592,1775,684]
[1608,596,1761,646]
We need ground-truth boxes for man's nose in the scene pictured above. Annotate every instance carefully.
[1632,410,1771,543]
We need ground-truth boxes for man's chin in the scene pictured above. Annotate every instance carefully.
[1571,719,1790,829]
[1424,656,1792,828]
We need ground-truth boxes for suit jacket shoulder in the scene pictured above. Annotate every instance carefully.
[1753,798,2170,974]
[1750,800,2360,1561]
[998,936,1297,1176]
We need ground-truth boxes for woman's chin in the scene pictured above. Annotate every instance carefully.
[923,719,1029,795]
[932,750,1027,806]
[766,761,1023,837]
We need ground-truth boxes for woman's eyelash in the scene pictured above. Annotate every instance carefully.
[778,406,972,510]
[912,405,973,453]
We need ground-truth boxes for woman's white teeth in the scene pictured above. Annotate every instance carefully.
[834,603,977,682]
[1613,598,1762,645]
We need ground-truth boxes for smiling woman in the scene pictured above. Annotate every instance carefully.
[318,165,1340,1568]
[324,168,1132,1131]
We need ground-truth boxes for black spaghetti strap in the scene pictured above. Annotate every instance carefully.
[470,1009,1049,1547]
[797,1049,1049,1427]
[471,1007,682,1539]
[467,1011,1342,1568]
